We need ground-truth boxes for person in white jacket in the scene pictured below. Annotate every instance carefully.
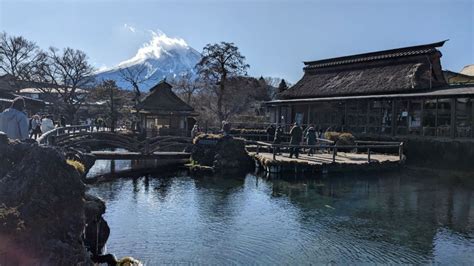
[0,97,29,140]
[41,115,55,134]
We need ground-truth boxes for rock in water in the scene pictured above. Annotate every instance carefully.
[191,134,254,173]
[0,139,92,264]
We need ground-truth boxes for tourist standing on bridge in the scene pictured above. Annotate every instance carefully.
[60,115,66,127]
[0,97,29,140]
[305,126,317,156]
[29,115,42,140]
[41,115,55,134]
[289,122,302,159]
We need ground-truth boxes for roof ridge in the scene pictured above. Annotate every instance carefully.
[304,40,447,70]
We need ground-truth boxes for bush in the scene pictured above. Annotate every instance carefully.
[66,159,85,174]
[324,131,355,146]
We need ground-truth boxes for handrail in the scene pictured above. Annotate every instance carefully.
[246,139,404,163]
[38,125,94,145]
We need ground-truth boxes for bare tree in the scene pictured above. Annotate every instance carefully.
[0,32,44,83]
[89,80,133,132]
[171,72,203,105]
[196,42,249,122]
[36,47,95,123]
[118,65,156,103]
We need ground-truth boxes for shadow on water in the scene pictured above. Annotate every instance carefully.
[86,160,474,264]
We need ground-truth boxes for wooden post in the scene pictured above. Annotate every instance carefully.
[451,98,456,139]
[367,148,371,163]
[399,142,404,161]
[391,100,396,136]
[145,139,150,155]
[273,145,276,160]
[435,98,439,137]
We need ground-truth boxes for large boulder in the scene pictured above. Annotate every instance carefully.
[0,133,92,265]
[191,134,254,173]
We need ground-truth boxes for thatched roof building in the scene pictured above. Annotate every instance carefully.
[266,41,474,140]
[137,80,195,114]
[280,41,448,99]
[135,80,197,137]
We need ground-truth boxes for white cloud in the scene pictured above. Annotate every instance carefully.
[117,29,189,67]
[123,23,136,33]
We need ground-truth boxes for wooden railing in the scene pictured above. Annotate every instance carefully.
[38,125,95,145]
[247,139,404,163]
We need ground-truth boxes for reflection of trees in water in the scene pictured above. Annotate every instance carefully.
[193,174,246,223]
[266,170,474,257]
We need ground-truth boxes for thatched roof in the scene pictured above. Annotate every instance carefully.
[280,41,448,99]
[137,80,195,114]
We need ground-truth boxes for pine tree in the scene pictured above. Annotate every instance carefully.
[278,79,288,93]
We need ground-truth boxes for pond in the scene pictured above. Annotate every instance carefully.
[87,167,474,264]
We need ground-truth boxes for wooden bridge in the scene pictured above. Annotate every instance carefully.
[38,125,192,159]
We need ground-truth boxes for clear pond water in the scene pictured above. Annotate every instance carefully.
[88,167,474,264]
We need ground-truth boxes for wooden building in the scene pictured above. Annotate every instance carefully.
[266,41,474,139]
[135,80,197,137]
[0,74,45,113]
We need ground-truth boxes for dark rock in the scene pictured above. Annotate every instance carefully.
[0,140,92,264]
[191,134,254,174]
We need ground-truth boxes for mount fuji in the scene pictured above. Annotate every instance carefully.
[95,31,201,91]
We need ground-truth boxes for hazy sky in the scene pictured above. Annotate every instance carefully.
[1,0,473,82]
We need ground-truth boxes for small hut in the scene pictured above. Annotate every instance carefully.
[136,80,197,137]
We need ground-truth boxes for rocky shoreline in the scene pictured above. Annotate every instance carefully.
[0,132,108,264]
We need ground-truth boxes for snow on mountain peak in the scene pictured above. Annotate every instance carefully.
[117,30,190,68]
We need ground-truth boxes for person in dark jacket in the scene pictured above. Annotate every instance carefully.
[305,126,317,156]
[266,124,276,141]
[0,97,29,140]
[289,123,302,158]
[273,125,283,155]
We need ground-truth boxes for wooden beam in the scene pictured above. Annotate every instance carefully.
[451,98,456,138]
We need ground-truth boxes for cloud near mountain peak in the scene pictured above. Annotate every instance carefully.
[118,30,190,68]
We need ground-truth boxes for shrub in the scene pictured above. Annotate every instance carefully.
[323,131,355,146]
[66,159,85,174]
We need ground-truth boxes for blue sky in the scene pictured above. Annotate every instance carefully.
[0,0,473,83]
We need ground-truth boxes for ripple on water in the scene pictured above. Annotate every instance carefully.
[87,172,474,265]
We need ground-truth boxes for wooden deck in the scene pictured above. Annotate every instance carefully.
[249,151,403,174]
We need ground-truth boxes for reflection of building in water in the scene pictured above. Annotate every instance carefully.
[266,41,474,139]
[270,171,474,255]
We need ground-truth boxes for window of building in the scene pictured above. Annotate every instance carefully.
[456,98,473,138]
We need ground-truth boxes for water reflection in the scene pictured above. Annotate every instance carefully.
[87,169,474,264]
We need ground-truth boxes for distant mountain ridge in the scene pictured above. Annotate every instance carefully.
[95,32,201,91]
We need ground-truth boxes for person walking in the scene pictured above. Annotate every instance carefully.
[273,125,284,155]
[191,123,200,139]
[266,124,276,142]
[40,115,55,134]
[305,126,317,156]
[289,122,302,158]
[0,97,29,140]
[29,114,42,140]
[60,115,67,128]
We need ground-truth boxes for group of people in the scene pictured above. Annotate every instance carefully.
[0,97,67,141]
[266,123,323,159]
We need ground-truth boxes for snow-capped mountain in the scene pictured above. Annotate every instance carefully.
[95,31,201,91]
